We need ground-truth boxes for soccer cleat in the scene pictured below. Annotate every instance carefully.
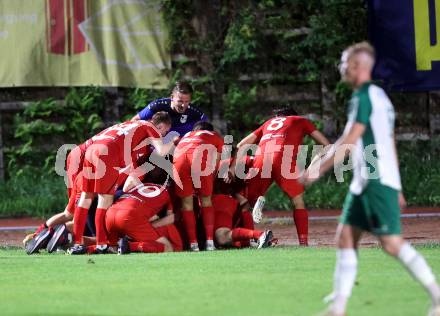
[252,196,265,223]
[95,244,109,255]
[46,224,69,253]
[25,228,53,255]
[299,234,309,247]
[67,244,87,255]
[117,237,130,255]
[257,230,273,249]
[428,305,440,316]
[205,240,215,251]
[190,242,200,252]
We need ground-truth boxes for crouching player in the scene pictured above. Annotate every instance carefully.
[70,112,173,255]
[106,183,183,254]
[212,194,273,249]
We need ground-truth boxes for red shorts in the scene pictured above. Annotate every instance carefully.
[213,194,238,231]
[82,142,121,194]
[173,152,215,197]
[155,224,183,252]
[66,145,85,197]
[105,207,159,245]
[244,153,304,204]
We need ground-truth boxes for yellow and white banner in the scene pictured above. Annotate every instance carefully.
[0,0,170,88]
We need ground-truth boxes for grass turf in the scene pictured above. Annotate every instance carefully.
[0,246,439,316]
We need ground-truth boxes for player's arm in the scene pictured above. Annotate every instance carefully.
[310,130,330,146]
[237,132,258,149]
[150,138,176,156]
[151,214,175,228]
[131,101,157,121]
[122,174,142,192]
[303,122,366,185]
[392,136,407,208]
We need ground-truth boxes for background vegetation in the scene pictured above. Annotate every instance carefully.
[0,0,438,217]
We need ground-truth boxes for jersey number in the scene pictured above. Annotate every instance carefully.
[267,117,286,131]
[136,185,162,198]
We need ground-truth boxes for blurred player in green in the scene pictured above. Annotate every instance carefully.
[301,42,440,316]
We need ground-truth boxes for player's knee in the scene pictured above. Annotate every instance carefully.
[380,237,403,257]
[291,195,305,209]
[200,195,212,207]
[157,237,173,252]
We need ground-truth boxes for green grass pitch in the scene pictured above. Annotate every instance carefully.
[1,246,439,316]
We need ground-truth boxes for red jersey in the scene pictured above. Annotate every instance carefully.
[253,116,316,153]
[176,130,224,154]
[112,183,172,219]
[87,120,161,168]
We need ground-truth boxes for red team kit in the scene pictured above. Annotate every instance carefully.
[25,109,321,255]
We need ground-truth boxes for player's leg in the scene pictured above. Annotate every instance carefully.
[290,193,308,246]
[180,195,199,251]
[174,154,198,250]
[323,191,366,316]
[71,191,95,253]
[94,193,113,252]
[379,235,440,313]
[324,224,363,316]
[274,168,307,246]
[200,195,215,250]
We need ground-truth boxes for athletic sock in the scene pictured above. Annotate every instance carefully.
[73,206,89,244]
[95,208,108,245]
[293,208,308,245]
[202,206,215,241]
[398,242,440,303]
[231,228,263,241]
[331,248,358,315]
[129,241,165,253]
[182,210,198,244]
[241,210,254,230]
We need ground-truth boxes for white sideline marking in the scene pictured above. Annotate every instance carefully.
[0,226,38,232]
[0,213,439,231]
[262,212,440,225]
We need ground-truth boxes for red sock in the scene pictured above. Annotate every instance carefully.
[241,210,254,230]
[95,208,108,245]
[129,241,165,253]
[73,206,89,244]
[293,209,308,244]
[182,210,197,244]
[231,228,263,241]
[202,206,214,240]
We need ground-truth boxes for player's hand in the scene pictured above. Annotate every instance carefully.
[398,192,407,210]
[123,175,141,192]
[299,169,319,186]
[172,136,181,145]
[223,170,234,184]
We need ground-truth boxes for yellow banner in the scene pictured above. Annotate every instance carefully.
[0,0,170,88]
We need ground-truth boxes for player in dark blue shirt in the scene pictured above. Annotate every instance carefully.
[132,81,207,142]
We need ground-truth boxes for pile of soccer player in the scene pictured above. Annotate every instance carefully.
[24,80,329,255]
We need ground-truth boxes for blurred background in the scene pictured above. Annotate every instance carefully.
[0,0,438,217]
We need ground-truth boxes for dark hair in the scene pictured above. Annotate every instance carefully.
[151,111,171,126]
[172,81,193,95]
[193,121,214,131]
[272,106,298,117]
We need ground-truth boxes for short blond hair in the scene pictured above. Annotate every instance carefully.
[343,41,375,62]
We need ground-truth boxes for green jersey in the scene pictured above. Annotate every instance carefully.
[344,82,402,194]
